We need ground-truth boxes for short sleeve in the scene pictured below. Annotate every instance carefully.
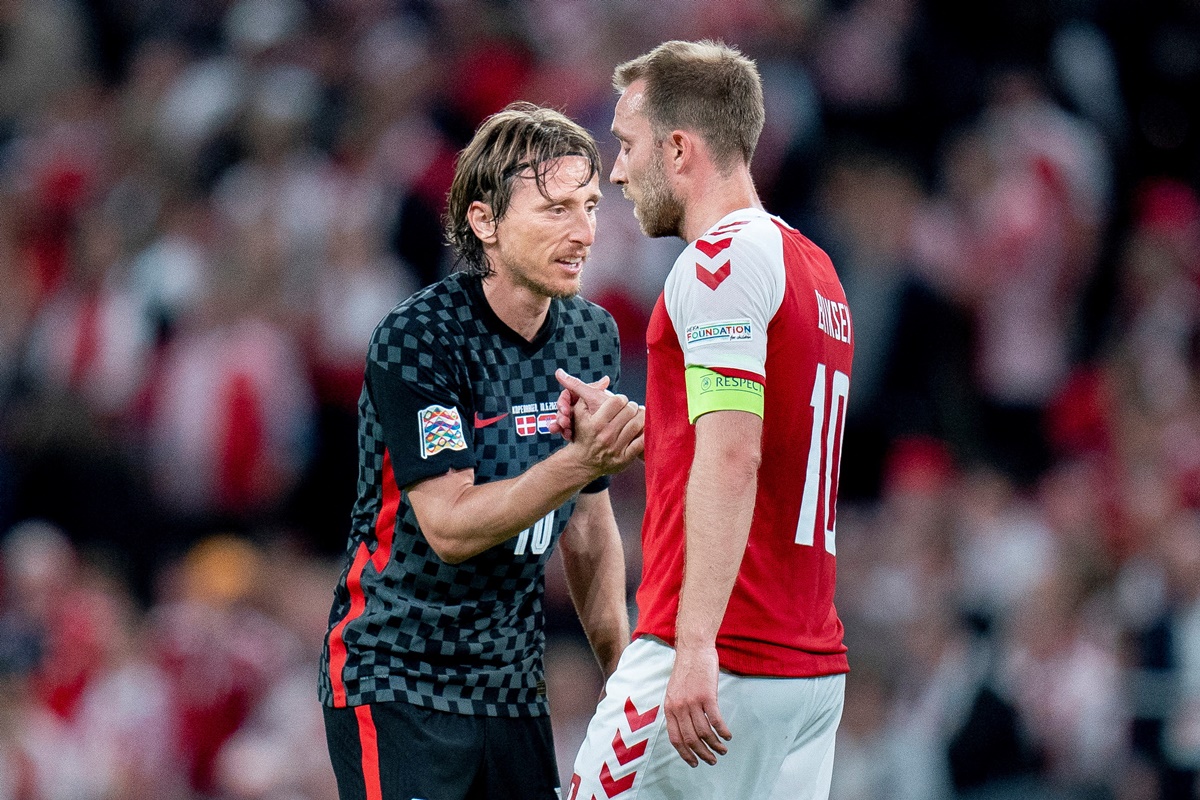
[366,315,476,489]
[665,218,786,381]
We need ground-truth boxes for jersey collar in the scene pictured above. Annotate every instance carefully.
[697,207,773,240]
[462,272,561,355]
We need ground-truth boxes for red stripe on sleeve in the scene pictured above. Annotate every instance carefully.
[354,704,384,800]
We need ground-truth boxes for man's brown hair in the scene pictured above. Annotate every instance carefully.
[613,40,765,170]
[445,102,601,276]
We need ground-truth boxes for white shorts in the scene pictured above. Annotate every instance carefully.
[568,637,845,800]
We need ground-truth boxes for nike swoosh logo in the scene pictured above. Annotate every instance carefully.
[474,412,508,428]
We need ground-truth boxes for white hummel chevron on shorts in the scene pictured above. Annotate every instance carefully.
[567,638,845,800]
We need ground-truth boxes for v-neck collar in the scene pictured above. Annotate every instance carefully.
[462,273,560,355]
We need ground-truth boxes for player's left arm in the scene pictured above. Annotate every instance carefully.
[558,489,630,679]
[666,409,761,767]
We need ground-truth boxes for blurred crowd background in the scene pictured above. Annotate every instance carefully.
[0,0,1199,798]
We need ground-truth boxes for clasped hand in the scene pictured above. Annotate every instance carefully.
[550,369,644,471]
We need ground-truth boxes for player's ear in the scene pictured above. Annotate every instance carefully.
[467,201,498,244]
[665,130,690,174]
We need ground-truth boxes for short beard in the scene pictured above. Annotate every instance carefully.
[511,267,580,300]
[635,155,684,239]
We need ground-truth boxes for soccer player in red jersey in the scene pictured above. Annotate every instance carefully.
[563,41,853,800]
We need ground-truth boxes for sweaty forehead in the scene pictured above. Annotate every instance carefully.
[613,85,651,134]
[616,83,648,117]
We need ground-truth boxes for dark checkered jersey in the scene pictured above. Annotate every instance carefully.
[319,272,620,716]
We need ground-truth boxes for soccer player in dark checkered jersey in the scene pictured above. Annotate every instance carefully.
[320,103,645,800]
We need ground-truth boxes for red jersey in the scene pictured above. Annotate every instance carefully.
[634,208,853,677]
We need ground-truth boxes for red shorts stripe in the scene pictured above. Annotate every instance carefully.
[354,704,383,800]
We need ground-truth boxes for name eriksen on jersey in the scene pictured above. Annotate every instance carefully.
[815,290,851,344]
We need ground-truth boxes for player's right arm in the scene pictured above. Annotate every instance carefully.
[406,394,642,564]
[368,308,642,564]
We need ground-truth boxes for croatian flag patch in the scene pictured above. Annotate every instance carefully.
[418,405,468,459]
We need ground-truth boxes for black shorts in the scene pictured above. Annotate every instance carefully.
[323,701,561,800]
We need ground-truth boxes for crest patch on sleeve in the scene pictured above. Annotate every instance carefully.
[418,405,468,459]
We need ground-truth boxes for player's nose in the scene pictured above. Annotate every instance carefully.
[610,156,626,186]
[568,206,595,246]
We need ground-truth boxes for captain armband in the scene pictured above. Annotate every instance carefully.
[684,366,764,423]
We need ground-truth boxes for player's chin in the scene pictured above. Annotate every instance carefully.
[547,271,583,298]
[638,212,676,239]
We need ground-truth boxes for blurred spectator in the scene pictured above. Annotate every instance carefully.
[211,542,341,799]
[909,69,1113,486]
[1000,563,1126,794]
[125,194,212,344]
[1,521,185,798]
[0,0,92,136]
[147,248,314,526]
[24,208,154,421]
[1126,510,1200,800]
[150,534,297,796]
[816,148,977,497]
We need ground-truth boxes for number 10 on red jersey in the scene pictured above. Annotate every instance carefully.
[797,363,848,555]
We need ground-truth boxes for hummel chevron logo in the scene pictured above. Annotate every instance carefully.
[695,237,732,258]
[623,697,659,731]
[696,261,731,290]
[599,763,635,798]
[611,730,648,765]
[473,412,508,428]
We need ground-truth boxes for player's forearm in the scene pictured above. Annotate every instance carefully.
[419,445,602,564]
[675,413,761,651]
[560,499,630,677]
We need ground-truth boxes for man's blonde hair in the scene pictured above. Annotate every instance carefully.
[614,40,765,170]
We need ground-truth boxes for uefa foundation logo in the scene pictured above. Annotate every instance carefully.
[685,318,753,349]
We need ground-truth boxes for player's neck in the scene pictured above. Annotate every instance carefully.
[680,166,762,244]
[481,275,552,341]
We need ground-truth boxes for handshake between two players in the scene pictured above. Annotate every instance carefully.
[548,369,645,476]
